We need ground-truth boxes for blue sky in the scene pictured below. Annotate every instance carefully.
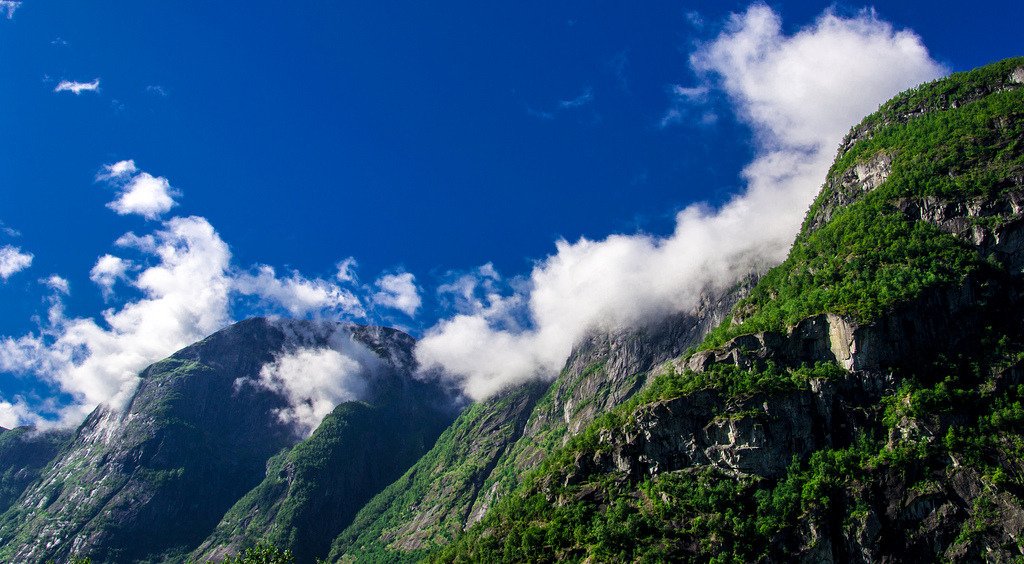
[1,1,1021,426]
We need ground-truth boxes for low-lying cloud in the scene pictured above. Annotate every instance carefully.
[254,347,368,436]
[416,5,945,400]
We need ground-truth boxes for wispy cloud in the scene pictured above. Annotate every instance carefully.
[659,85,714,128]
[0,245,32,281]
[54,79,101,95]
[0,1,21,20]
[42,275,70,295]
[0,221,20,238]
[528,87,596,120]
[418,5,945,401]
[146,85,169,97]
[558,87,594,109]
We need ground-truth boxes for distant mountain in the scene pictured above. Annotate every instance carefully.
[0,318,457,563]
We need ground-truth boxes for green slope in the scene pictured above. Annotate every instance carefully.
[194,396,454,564]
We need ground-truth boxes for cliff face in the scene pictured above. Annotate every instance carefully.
[331,282,750,561]
[434,57,1024,563]
[0,318,455,564]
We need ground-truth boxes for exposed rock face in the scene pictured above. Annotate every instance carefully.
[0,318,445,564]
[806,151,893,232]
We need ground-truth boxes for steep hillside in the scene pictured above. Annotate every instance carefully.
[0,318,455,563]
[331,284,749,561]
[193,383,454,563]
[0,427,72,514]
[434,57,1024,562]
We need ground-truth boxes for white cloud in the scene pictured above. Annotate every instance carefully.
[89,254,132,299]
[0,245,33,281]
[54,79,100,95]
[0,1,20,20]
[253,345,372,436]
[234,265,365,318]
[335,257,358,283]
[417,5,945,401]
[43,275,70,295]
[97,159,138,181]
[691,6,942,149]
[372,272,421,317]
[103,166,179,220]
[0,216,233,427]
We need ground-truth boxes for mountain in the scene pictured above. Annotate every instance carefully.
[431,56,1024,562]
[0,318,457,563]
[1,56,1021,564]
[330,284,750,561]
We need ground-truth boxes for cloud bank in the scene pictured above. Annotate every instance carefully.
[416,5,945,401]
